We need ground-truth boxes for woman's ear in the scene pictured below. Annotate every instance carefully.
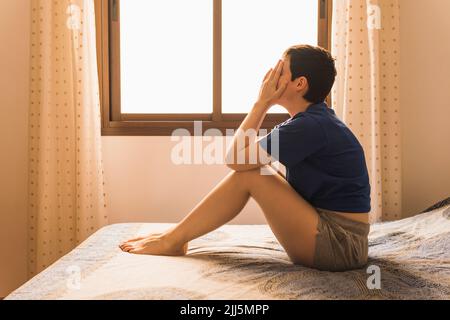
[295,76,309,93]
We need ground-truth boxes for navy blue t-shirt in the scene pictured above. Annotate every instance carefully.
[259,102,371,213]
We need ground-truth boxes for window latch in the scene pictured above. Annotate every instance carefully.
[320,0,327,19]
[112,0,118,22]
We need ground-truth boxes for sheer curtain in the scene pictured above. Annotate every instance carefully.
[331,0,401,222]
[28,0,108,276]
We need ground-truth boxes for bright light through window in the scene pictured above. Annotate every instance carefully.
[120,0,213,114]
[222,0,318,113]
[120,0,317,114]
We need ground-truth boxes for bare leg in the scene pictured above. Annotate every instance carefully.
[120,169,252,255]
[120,166,319,267]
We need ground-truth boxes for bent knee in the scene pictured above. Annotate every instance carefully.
[230,166,261,178]
[232,165,274,177]
[230,166,285,190]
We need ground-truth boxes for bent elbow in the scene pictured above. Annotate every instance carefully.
[224,152,236,170]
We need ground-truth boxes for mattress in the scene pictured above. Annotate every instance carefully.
[6,204,450,300]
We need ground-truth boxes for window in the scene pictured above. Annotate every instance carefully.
[95,0,332,135]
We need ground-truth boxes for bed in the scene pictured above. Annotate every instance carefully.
[6,201,450,300]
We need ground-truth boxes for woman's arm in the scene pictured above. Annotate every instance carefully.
[225,102,270,171]
[225,59,289,171]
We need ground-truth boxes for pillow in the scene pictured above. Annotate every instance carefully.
[420,196,450,213]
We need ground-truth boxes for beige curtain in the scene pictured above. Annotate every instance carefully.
[331,0,401,222]
[29,0,108,277]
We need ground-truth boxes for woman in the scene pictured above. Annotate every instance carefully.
[119,45,371,272]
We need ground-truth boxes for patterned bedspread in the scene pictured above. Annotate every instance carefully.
[6,204,450,300]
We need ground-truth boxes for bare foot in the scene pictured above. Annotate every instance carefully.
[119,233,188,256]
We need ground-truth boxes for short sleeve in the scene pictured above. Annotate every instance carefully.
[259,114,327,168]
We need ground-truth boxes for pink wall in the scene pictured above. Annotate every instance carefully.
[101,136,267,225]
[399,0,450,217]
[0,0,30,297]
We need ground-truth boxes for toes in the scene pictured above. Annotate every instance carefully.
[121,244,133,252]
[121,238,143,248]
[119,242,131,250]
[128,248,141,254]
[119,233,163,250]
[119,242,127,247]
[119,242,128,248]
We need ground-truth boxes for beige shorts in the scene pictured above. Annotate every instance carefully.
[312,207,370,272]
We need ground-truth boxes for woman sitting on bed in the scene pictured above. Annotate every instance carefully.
[120,44,371,272]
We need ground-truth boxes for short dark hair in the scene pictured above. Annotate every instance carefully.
[283,44,337,104]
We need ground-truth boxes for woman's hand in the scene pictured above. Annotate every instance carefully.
[256,59,289,111]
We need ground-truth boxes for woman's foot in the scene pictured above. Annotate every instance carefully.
[119,233,188,256]
[120,233,163,247]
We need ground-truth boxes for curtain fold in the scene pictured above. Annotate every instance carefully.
[331,0,401,222]
[29,0,108,277]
